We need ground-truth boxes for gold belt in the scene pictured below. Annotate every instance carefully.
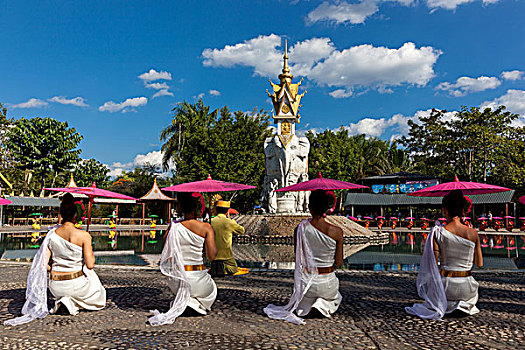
[439,269,471,278]
[50,270,84,281]
[184,264,207,271]
[317,266,335,274]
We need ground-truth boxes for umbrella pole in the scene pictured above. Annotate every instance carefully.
[208,195,211,223]
[86,197,93,233]
[142,203,145,225]
[141,229,144,252]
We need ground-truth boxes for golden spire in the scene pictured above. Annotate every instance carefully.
[279,39,293,84]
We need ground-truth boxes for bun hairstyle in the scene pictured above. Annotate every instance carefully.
[60,193,78,223]
[442,189,468,218]
[308,189,336,216]
[177,192,204,216]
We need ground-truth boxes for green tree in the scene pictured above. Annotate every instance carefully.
[402,106,525,188]
[160,100,272,212]
[73,159,110,187]
[6,117,83,189]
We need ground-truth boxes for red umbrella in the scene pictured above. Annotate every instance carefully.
[0,198,12,205]
[162,175,256,220]
[275,172,368,192]
[45,182,137,232]
[409,176,511,197]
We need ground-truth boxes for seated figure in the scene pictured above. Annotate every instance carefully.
[264,190,343,324]
[406,189,483,319]
[4,193,106,326]
[211,200,245,276]
[149,192,217,326]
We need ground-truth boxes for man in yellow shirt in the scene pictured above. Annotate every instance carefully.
[210,200,245,276]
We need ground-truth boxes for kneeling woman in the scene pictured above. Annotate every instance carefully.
[149,192,217,326]
[264,190,343,325]
[406,189,483,319]
[5,193,106,326]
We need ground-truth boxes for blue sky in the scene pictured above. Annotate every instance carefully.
[2,0,524,176]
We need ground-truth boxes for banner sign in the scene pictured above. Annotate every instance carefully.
[371,180,439,194]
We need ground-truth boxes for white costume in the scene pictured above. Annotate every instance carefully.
[149,222,217,326]
[264,220,341,325]
[4,228,106,326]
[406,226,479,320]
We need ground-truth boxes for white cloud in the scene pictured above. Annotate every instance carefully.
[203,35,441,97]
[309,42,441,92]
[48,96,88,107]
[107,150,173,178]
[343,109,457,138]
[203,34,283,76]
[329,89,353,98]
[194,92,205,100]
[209,89,221,96]
[145,82,170,90]
[152,89,174,98]
[138,69,172,82]
[10,98,48,109]
[436,75,501,97]
[481,89,525,116]
[501,70,524,81]
[307,1,379,25]
[426,0,501,10]
[99,96,148,113]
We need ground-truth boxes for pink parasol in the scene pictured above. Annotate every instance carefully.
[45,182,137,232]
[421,218,430,221]
[364,216,373,219]
[462,217,471,220]
[163,175,256,192]
[405,217,415,220]
[347,216,358,221]
[409,176,511,197]
[492,216,503,220]
[504,216,514,219]
[275,172,368,192]
[162,175,256,220]
[389,217,398,220]
[438,218,447,221]
[376,216,385,219]
[0,198,12,205]
[477,217,487,220]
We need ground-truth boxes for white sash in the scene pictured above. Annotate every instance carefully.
[4,227,58,326]
[263,219,318,325]
[148,222,191,326]
[405,225,447,320]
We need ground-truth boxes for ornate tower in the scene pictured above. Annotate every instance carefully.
[262,40,310,214]
[266,40,306,149]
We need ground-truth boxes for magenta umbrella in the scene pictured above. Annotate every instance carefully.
[504,216,514,219]
[409,176,511,197]
[0,198,12,205]
[347,216,358,221]
[364,216,373,219]
[45,182,137,232]
[162,175,256,219]
[275,172,368,192]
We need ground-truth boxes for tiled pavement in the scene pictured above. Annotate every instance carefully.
[0,263,523,349]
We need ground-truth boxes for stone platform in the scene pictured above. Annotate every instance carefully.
[0,262,523,349]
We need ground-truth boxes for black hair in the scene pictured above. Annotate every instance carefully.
[216,206,229,215]
[308,190,333,216]
[60,193,78,223]
[177,192,199,215]
[442,189,468,218]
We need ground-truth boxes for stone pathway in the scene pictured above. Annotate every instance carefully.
[0,263,523,349]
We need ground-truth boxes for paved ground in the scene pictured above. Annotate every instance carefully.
[0,263,523,350]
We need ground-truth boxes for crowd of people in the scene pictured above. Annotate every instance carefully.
[4,189,482,327]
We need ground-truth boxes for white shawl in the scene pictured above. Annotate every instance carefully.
[264,219,318,325]
[4,228,58,326]
[405,225,447,320]
[149,222,191,326]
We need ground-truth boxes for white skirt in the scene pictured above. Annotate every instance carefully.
[48,268,106,315]
[296,272,342,318]
[168,270,217,315]
[442,276,480,315]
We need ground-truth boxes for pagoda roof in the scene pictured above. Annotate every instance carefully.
[50,173,88,198]
[140,178,175,201]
